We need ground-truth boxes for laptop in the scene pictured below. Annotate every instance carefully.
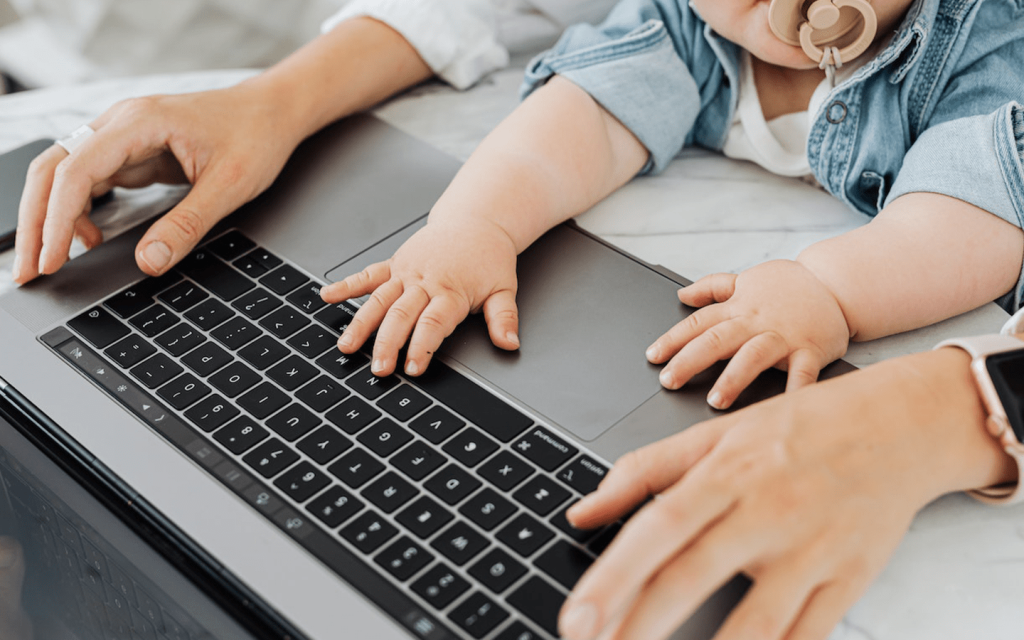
[0,114,850,640]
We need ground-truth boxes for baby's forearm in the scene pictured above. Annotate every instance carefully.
[428,77,649,252]
[798,192,1024,341]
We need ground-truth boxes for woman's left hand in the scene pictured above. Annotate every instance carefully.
[557,348,1011,640]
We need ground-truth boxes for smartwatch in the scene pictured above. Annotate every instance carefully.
[935,308,1024,504]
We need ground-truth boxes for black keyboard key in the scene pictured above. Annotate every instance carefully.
[104,273,182,318]
[325,396,380,434]
[424,464,480,506]
[232,288,282,319]
[208,361,260,398]
[259,305,309,338]
[274,461,331,503]
[246,247,282,271]
[497,513,555,557]
[287,324,337,359]
[558,455,608,496]
[306,485,363,528]
[534,540,594,590]
[443,427,498,468]
[184,394,238,432]
[347,368,400,401]
[328,448,385,488]
[105,334,156,368]
[237,382,289,419]
[469,548,527,594]
[377,385,430,422]
[266,404,320,442]
[157,373,210,410]
[215,416,269,455]
[396,496,453,539]
[314,300,357,332]
[286,282,328,314]
[158,281,208,312]
[69,307,130,348]
[181,341,232,377]
[409,405,466,444]
[478,451,535,492]
[295,375,350,413]
[430,521,488,566]
[184,298,233,330]
[211,316,260,350]
[206,230,255,261]
[412,362,532,442]
[586,523,621,556]
[130,354,183,389]
[507,576,565,638]
[375,537,433,581]
[129,304,177,338]
[341,510,398,554]
[243,438,300,478]
[495,621,546,640]
[178,250,254,301]
[551,502,598,544]
[512,427,578,473]
[357,419,413,458]
[155,322,205,357]
[448,592,509,639]
[513,475,571,517]
[260,264,308,295]
[459,489,516,531]
[411,563,470,610]
[391,441,447,481]
[238,335,289,370]
[233,253,269,279]
[297,426,352,464]
[361,471,416,513]
[267,355,317,391]
[315,349,368,380]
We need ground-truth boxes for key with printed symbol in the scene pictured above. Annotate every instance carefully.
[288,324,337,359]
[358,419,413,457]
[184,394,238,432]
[154,322,205,357]
[181,341,232,377]
[129,305,176,338]
[274,461,331,503]
[297,425,353,464]
[557,455,609,496]
[210,316,261,350]
[430,521,488,566]
[459,488,516,531]
[243,438,300,478]
[238,335,290,370]
[478,451,534,492]
[341,510,398,553]
[315,349,368,379]
[267,355,317,391]
[130,354,183,389]
[347,367,400,401]
[295,375,350,413]
[442,427,498,467]
[105,334,156,368]
[397,496,453,539]
[208,361,260,397]
[361,471,417,513]
[391,441,447,481]
[232,287,281,320]
[511,426,578,472]
[326,396,381,434]
[409,405,466,444]
[378,384,431,422]
[266,404,321,442]
[328,448,385,488]
[69,306,131,348]
[469,548,527,594]
[411,563,470,610]
[214,416,268,454]
[260,264,308,295]
[513,475,570,517]
[237,381,289,419]
[184,298,233,331]
[306,485,364,528]
[424,464,480,505]
[104,272,182,318]
[375,537,434,581]
[158,281,208,312]
[157,373,210,410]
[286,282,328,314]
[448,592,509,639]
[260,305,309,338]
[496,513,555,557]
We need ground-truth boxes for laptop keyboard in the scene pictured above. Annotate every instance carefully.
[42,229,620,640]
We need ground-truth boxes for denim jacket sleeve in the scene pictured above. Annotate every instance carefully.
[519,0,726,175]
[884,3,1024,309]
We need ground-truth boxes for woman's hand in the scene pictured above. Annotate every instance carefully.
[646,260,850,409]
[0,537,33,640]
[320,216,522,377]
[558,347,1016,640]
[13,83,303,285]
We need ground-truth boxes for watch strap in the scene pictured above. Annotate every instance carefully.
[934,334,1024,358]
[967,443,1024,505]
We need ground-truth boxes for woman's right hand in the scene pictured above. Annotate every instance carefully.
[13,82,303,284]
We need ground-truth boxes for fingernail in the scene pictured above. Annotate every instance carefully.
[338,334,353,350]
[139,241,172,273]
[372,359,385,374]
[645,344,659,361]
[37,247,53,273]
[506,331,520,347]
[659,369,675,388]
[11,254,21,281]
[566,497,589,520]
[560,602,598,640]
[405,360,420,376]
[707,391,724,409]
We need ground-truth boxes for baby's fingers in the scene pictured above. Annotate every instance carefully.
[482,289,520,351]
[676,272,738,307]
[372,285,431,376]
[405,295,471,376]
[646,304,730,365]
[337,275,403,356]
[784,349,822,392]
[321,261,391,303]
[707,332,790,409]
[659,318,750,390]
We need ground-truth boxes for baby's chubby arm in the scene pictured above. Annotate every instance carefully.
[648,192,1024,409]
[320,77,648,377]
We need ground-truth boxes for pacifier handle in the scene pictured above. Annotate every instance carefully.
[769,0,877,66]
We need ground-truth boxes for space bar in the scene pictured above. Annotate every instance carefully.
[410,361,532,442]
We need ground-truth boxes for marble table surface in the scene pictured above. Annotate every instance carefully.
[1,67,1021,639]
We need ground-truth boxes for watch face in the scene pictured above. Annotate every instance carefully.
[986,350,1024,441]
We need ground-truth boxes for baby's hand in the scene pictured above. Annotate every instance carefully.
[320,217,521,377]
[647,260,850,409]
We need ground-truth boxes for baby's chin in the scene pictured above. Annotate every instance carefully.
[739,27,823,69]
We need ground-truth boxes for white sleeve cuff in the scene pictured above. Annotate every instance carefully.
[321,0,509,90]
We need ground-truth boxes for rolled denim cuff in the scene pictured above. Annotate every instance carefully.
[520,19,699,175]
[322,0,508,90]
[886,102,1024,311]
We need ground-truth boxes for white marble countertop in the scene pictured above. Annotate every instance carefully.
[1,67,1021,639]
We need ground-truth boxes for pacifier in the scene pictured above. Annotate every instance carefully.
[768,0,877,68]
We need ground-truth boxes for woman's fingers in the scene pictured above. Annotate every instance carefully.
[405,294,470,375]
[659,318,750,390]
[567,418,730,529]
[13,145,65,283]
[707,331,790,409]
[677,273,738,307]
[372,285,431,376]
[713,562,823,640]
[482,288,520,350]
[73,204,103,250]
[784,581,860,640]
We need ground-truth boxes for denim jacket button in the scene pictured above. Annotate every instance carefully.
[826,101,848,124]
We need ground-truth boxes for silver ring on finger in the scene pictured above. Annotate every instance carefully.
[55,125,96,155]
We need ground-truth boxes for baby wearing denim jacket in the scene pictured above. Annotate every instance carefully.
[324,0,1024,410]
